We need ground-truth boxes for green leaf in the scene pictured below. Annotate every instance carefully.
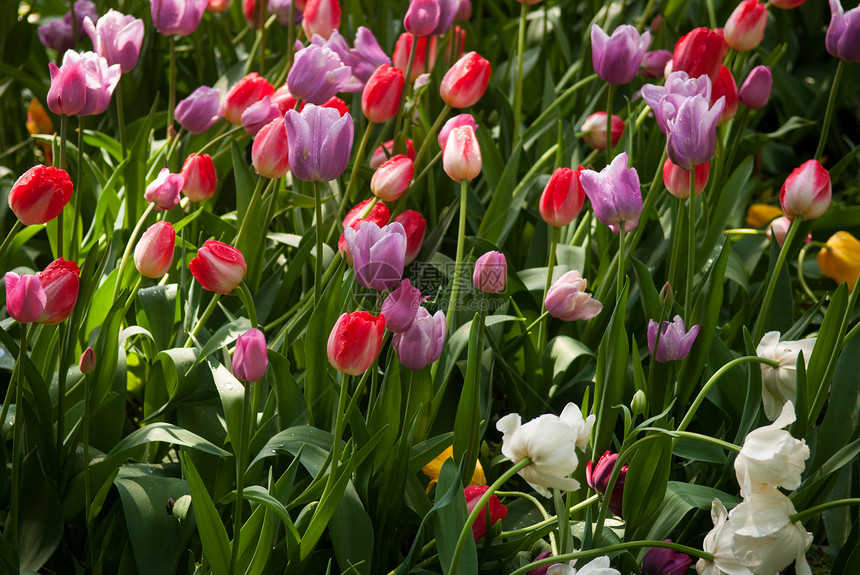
[183,454,231,575]
[210,362,246,458]
[108,423,230,459]
[432,459,477,575]
[268,351,308,430]
[593,281,629,456]
[17,453,62,572]
[623,435,672,533]
[805,282,850,431]
[138,285,178,351]
[329,483,374,575]
[369,353,402,472]
[304,262,344,428]
[453,312,482,486]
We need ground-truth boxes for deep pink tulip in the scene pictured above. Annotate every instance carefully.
[233,328,269,382]
[180,153,218,202]
[473,251,506,293]
[145,168,183,211]
[739,65,773,110]
[134,221,176,279]
[642,541,692,575]
[48,51,121,117]
[37,258,81,325]
[4,273,46,324]
[586,451,627,517]
[80,347,96,374]
[464,485,508,540]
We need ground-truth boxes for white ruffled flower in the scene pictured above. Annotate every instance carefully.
[496,403,595,498]
[547,556,620,575]
[756,331,816,420]
[696,499,754,575]
[735,402,809,497]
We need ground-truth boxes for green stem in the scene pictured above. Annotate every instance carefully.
[228,378,253,575]
[392,35,418,150]
[496,490,557,553]
[523,74,598,145]
[237,281,258,329]
[797,244,818,303]
[791,498,860,524]
[447,179,469,331]
[815,59,845,162]
[513,3,528,147]
[617,224,626,300]
[70,116,84,262]
[605,84,617,164]
[538,227,560,348]
[4,326,29,549]
[753,217,803,342]
[0,220,23,261]
[116,78,127,159]
[113,203,156,301]
[413,105,452,167]
[497,494,599,538]
[685,168,696,318]
[121,276,144,317]
[184,293,223,347]
[313,180,324,305]
[343,121,374,210]
[83,369,94,567]
[524,310,550,335]
[717,108,749,197]
[667,198,685,295]
[57,114,68,258]
[167,36,176,144]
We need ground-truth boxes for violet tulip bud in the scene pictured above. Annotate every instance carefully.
[712,65,738,125]
[725,0,768,51]
[4,273,46,324]
[581,112,624,151]
[288,43,351,105]
[371,155,413,202]
[590,24,651,85]
[189,240,247,294]
[539,167,586,228]
[440,52,492,109]
[580,152,642,233]
[241,96,281,136]
[443,125,482,182]
[672,27,727,84]
[222,73,275,126]
[327,311,386,375]
[641,541,692,575]
[175,86,221,134]
[780,160,831,220]
[473,251,506,293]
[180,153,217,202]
[464,485,508,541]
[380,279,424,333]
[544,270,602,321]
[665,94,725,171]
[145,168,184,211]
[48,51,121,118]
[134,221,176,279]
[394,34,438,81]
[268,0,303,25]
[347,27,392,88]
[586,451,627,517]
[370,139,416,169]
[405,0,441,36]
[663,158,709,199]
[740,65,773,109]
[647,315,700,362]
[233,328,269,382]
[302,0,341,40]
[285,104,354,182]
[393,308,446,370]
[827,0,860,61]
[80,347,96,375]
[362,65,405,123]
[252,117,291,179]
[83,10,144,74]
[395,210,427,265]
[438,114,478,150]
[8,165,73,226]
[37,258,81,325]
[344,221,407,291]
[151,0,209,36]
[640,49,672,78]
[38,1,98,54]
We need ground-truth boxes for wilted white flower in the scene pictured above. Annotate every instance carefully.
[696,499,754,575]
[547,556,620,575]
[756,331,816,420]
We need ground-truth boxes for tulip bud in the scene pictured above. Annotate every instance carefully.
[766,216,791,246]
[134,222,176,279]
[438,114,479,151]
[591,24,652,85]
[394,34,438,82]
[233,328,269,382]
[37,258,81,325]
[586,451,627,517]
[539,167,586,227]
[640,49,672,78]
[394,210,427,265]
[302,0,341,39]
[581,112,624,151]
[464,485,508,541]
[8,165,73,226]
[826,0,860,62]
[443,125,482,182]
[780,160,831,220]
[48,51,121,118]
[338,199,391,257]
[739,65,773,110]
[405,0,441,36]
[241,96,281,136]
[662,158,709,199]
[222,73,275,126]
[545,270,602,321]
[370,155,413,202]
[344,221,407,291]
[380,279,424,333]
[631,389,647,418]
[83,10,145,74]
[151,0,208,36]
[80,347,97,375]
[672,27,728,84]
[456,0,471,20]
[440,52,491,109]
[180,153,217,202]
[818,231,860,290]
[252,117,291,179]
[370,139,416,169]
[642,542,692,575]
[189,240,247,294]
[145,168,183,211]
[4,273,46,324]
[362,65,405,123]
[393,308,446,370]
[725,0,768,52]
[580,152,643,233]
[647,315,700,362]
[327,311,386,375]
[712,65,738,125]
[659,281,674,310]
[473,251,506,293]
[175,86,222,134]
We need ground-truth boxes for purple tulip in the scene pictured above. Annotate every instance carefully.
[665,93,725,171]
[641,71,712,135]
[640,49,673,79]
[381,279,425,333]
[642,541,692,575]
[233,328,269,382]
[241,96,281,136]
[405,0,441,36]
[150,0,208,37]
[586,451,627,517]
[527,551,554,575]
[285,104,354,182]
[647,315,700,362]
[287,42,352,104]
[350,27,392,86]
[47,51,121,117]
[38,1,98,54]
[591,24,651,85]
[393,307,446,370]
[827,0,860,62]
[345,221,407,291]
[268,0,303,26]
[473,251,507,293]
[739,65,773,110]
[580,152,642,233]
[144,168,183,211]
[82,10,144,73]
[4,273,46,324]
[175,86,222,134]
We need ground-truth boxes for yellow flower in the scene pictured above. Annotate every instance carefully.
[818,231,860,291]
[421,446,485,489]
[746,204,783,228]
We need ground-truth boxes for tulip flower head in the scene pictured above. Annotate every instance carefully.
[663,158,709,199]
[371,155,413,202]
[818,231,860,290]
[443,125,482,182]
[544,270,602,321]
[321,27,391,90]
[252,117,291,179]
[641,71,712,136]
[4,273,46,324]
[145,169,183,211]
[83,10,145,73]
[394,34,438,81]
[8,165,73,226]
[370,139,416,169]
[151,0,209,36]
[302,0,341,39]
[233,328,269,382]
[641,542,691,575]
[38,1,98,54]
[189,240,247,294]
[581,112,625,151]
[37,258,81,325]
[766,216,792,246]
[647,315,700,362]
[222,73,275,125]
[422,445,485,487]
[826,0,860,62]
[241,96,281,136]
[580,152,642,233]
[175,86,222,134]
[739,65,773,110]
[438,114,479,150]
[180,153,218,202]
[757,331,816,421]
[440,52,491,109]
[746,203,783,228]
[665,93,725,171]
[404,0,458,36]
[473,251,506,293]
[672,27,728,84]
[285,104,354,182]
[134,221,176,279]
[780,160,831,221]
[80,347,97,375]
[48,51,121,117]
[586,451,627,517]
[288,43,351,105]
[640,49,673,78]
[344,221,407,291]
[327,311,385,375]
[724,0,768,51]
[590,24,651,85]
[393,307,446,370]
[712,65,738,124]
[362,65,405,123]
[543,557,620,575]
[697,499,751,575]
[395,210,427,265]
[464,485,508,541]
[539,167,586,227]
[380,279,424,333]
[338,199,391,258]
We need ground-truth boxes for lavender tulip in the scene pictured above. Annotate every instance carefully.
[175,86,222,133]
[380,279,425,333]
[544,270,602,321]
[38,1,98,54]
[647,315,700,362]
[268,0,303,26]
[580,152,643,233]
[233,328,269,382]
[641,71,712,135]
[827,0,860,62]
[640,49,672,79]
[344,221,407,291]
[83,10,145,73]
[285,104,354,181]
[151,0,209,36]
[350,27,392,86]
[665,94,725,171]
[241,96,281,136]
[48,51,121,117]
[393,308,446,370]
[404,0,440,36]
[591,24,651,85]
[287,42,352,104]
[740,65,773,110]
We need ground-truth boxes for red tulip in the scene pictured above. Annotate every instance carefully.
[370,139,415,169]
[464,485,508,540]
[302,0,340,39]
[37,257,80,325]
[134,221,176,279]
[539,167,586,227]
[394,34,438,82]
[189,240,247,294]
[180,153,217,202]
[362,65,405,124]
[581,112,624,151]
[663,158,709,199]
[394,209,427,265]
[326,311,385,375]
[8,165,73,226]
[440,51,491,109]
[672,28,727,84]
[222,73,275,125]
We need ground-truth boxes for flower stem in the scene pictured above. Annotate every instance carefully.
[184,293,223,347]
[57,114,68,258]
[667,198,685,294]
[392,35,418,150]
[313,180,324,305]
[228,378,253,575]
[685,168,696,320]
[413,105,452,167]
[447,179,469,331]
[790,498,860,523]
[815,59,844,162]
[4,326,30,549]
[538,227,560,349]
[617,224,626,301]
[753,217,803,342]
[512,3,528,147]
[116,77,127,159]
[234,176,268,250]
[605,84,617,164]
[167,35,176,144]
[497,494,599,538]
[83,368,95,567]
[343,121,374,211]
[0,220,23,262]
[237,281,258,329]
[113,203,156,302]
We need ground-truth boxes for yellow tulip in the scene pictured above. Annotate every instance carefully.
[421,446,485,489]
[746,204,784,228]
[817,231,860,290]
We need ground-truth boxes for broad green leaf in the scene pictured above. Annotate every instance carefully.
[108,423,230,459]
[17,453,62,572]
[453,312,482,486]
[183,455,231,575]
[138,285,178,351]
[432,459,477,575]
[593,281,629,456]
[623,435,671,533]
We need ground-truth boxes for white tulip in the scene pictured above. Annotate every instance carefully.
[696,499,754,575]
[756,331,816,421]
[496,403,595,498]
[735,402,809,497]
[547,556,620,575]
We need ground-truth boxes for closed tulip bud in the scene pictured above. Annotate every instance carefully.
[189,240,247,294]
[48,51,121,117]
[37,258,81,325]
[757,331,816,420]
[83,10,145,74]
[581,112,624,151]
[252,117,291,179]
[539,167,586,227]
[443,125,482,182]
[659,281,674,310]
[712,66,738,124]
[371,155,413,202]
[180,153,217,202]
[725,0,768,51]
[151,0,209,36]
[362,65,405,123]
[740,65,773,109]
[394,34,438,82]
[222,73,275,125]
[647,315,700,362]
[344,221,407,290]
[818,231,860,290]
[134,222,176,279]
[438,114,479,151]
[586,451,627,517]
[580,152,643,233]
[80,347,96,375]
[666,94,725,171]
[8,165,73,226]
[780,160,831,220]
[631,389,647,418]
[233,328,269,381]
[640,49,672,78]
[405,0,441,36]
[175,86,222,134]
[827,0,860,62]
[302,0,341,39]
[145,168,183,211]
[393,308,446,369]
[288,43,351,105]
[464,485,508,540]
[456,0,472,21]
[772,0,807,7]
[285,104,354,181]
[370,139,416,169]
[662,158,709,199]
[545,270,602,321]
[766,216,791,246]
[672,27,727,84]
[241,96,281,136]
[395,209,427,265]
[440,52,491,108]
[4,273,46,324]
[590,24,652,85]
[746,203,783,228]
[473,251,506,293]
[268,0,303,25]
[641,542,691,575]
[38,1,98,54]
[271,83,298,114]
[327,311,385,375]
[381,279,424,333]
